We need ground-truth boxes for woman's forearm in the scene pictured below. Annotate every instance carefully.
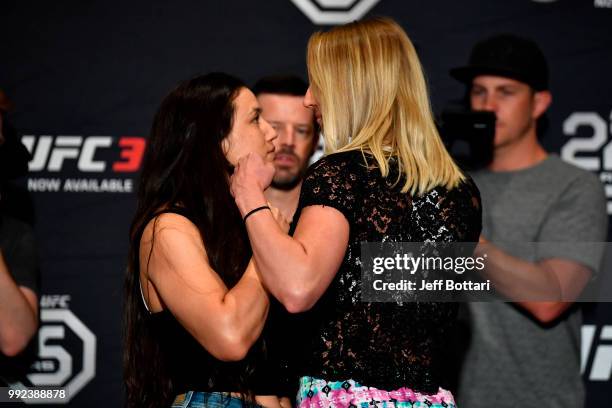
[245,210,314,311]
[233,171,349,313]
[221,259,270,348]
[235,188,315,309]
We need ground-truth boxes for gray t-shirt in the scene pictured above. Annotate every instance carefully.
[457,154,607,408]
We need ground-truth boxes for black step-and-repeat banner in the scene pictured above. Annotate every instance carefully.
[1,0,611,406]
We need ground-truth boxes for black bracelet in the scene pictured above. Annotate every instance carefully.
[243,205,270,223]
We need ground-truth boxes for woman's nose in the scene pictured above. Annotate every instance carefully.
[262,117,277,142]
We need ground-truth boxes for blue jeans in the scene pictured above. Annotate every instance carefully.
[171,391,262,408]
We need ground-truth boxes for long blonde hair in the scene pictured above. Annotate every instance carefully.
[307,17,464,195]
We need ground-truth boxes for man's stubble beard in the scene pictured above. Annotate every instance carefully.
[271,168,304,191]
[495,116,535,151]
[271,145,312,191]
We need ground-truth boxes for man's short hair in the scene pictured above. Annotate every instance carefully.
[252,75,309,97]
[252,74,320,137]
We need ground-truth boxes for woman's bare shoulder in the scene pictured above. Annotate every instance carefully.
[140,211,202,248]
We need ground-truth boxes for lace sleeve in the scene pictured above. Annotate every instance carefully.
[418,176,482,243]
[298,153,358,223]
[449,176,482,242]
[291,154,483,392]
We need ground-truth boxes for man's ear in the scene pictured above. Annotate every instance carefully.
[532,90,552,120]
[309,128,321,157]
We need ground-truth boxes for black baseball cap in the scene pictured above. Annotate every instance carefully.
[450,34,549,91]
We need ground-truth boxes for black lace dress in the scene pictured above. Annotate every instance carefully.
[290,150,482,393]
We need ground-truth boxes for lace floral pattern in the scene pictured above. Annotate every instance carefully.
[294,150,482,392]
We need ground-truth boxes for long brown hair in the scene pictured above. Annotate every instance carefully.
[123,73,254,407]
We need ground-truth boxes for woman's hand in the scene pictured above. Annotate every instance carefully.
[230,153,275,217]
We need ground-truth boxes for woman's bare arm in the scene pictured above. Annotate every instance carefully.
[141,213,269,361]
[243,203,349,313]
[232,152,350,313]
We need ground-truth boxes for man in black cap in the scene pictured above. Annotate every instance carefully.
[450,34,607,407]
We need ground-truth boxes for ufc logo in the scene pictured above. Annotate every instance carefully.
[561,111,612,171]
[582,324,612,381]
[21,135,145,173]
[561,110,612,213]
[290,0,381,25]
[40,295,72,309]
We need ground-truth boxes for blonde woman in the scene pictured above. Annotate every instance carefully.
[231,18,481,408]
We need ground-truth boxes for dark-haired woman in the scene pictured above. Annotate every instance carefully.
[124,73,291,408]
